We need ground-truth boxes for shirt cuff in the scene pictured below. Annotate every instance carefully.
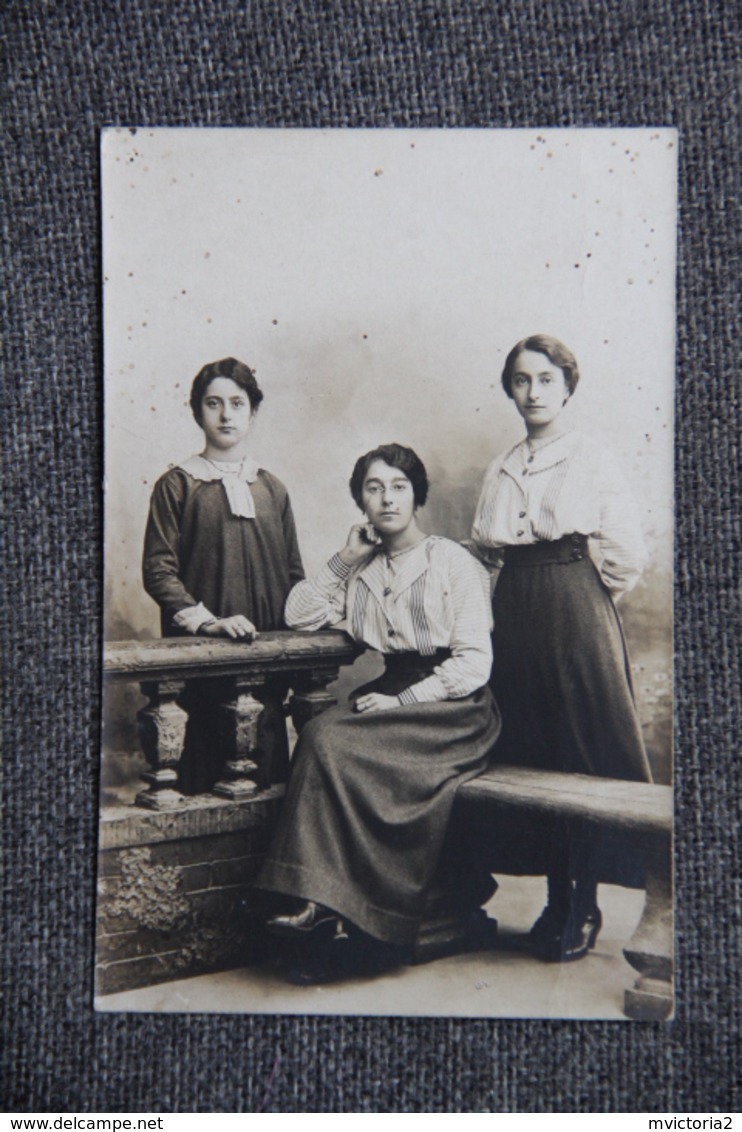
[173,602,216,634]
[398,674,448,705]
[306,553,352,594]
[327,553,352,579]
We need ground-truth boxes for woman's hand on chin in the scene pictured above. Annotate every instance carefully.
[353,693,400,714]
[338,523,381,568]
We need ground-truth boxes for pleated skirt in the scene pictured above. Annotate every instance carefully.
[490,534,651,783]
[257,655,501,945]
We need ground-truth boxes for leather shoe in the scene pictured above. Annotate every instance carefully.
[529,904,603,963]
[287,936,407,986]
[528,903,564,947]
[267,900,339,938]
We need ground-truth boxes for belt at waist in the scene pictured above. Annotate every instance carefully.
[383,648,451,680]
[503,533,589,567]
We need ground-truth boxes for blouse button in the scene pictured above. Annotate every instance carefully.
[517,529,525,537]
[383,587,392,597]
[519,510,526,518]
[522,468,528,477]
[527,454,534,464]
[388,628,396,637]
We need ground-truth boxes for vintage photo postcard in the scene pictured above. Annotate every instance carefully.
[97,127,676,1019]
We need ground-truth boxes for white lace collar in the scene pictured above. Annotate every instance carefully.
[178,453,261,519]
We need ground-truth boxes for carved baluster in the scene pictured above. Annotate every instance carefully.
[212,678,265,799]
[289,669,340,734]
[136,679,187,810]
[623,833,674,1020]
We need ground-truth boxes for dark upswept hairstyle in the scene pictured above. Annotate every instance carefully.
[349,443,429,510]
[189,357,264,423]
[501,334,580,399]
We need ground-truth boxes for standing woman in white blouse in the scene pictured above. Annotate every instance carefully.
[258,443,501,983]
[471,334,652,963]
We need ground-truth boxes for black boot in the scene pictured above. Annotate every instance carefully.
[529,873,602,963]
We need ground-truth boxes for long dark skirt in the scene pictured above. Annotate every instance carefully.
[487,534,651,888]
[257,654,501,945]
[491,534,651,783]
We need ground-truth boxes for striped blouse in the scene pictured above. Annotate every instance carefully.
[472,431,647,597]
[284,536,493,704]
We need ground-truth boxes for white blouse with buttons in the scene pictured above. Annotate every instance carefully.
[284,536,493,704]
[472,430,647,597]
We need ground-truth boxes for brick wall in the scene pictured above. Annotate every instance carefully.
[95,790,283,997]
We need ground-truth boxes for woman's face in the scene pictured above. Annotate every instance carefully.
[362,459,416,536]
[200,376,253,454]
[510,349,569,431]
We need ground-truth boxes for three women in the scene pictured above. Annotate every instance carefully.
[144,337,650,978]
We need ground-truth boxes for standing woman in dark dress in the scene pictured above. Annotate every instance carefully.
[142,357,304,791]
[258,443,501,983]
[471,334,652,962]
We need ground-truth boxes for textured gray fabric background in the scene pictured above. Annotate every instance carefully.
[2,0,739,1114]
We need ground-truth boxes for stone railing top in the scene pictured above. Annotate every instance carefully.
[104,629,360,684]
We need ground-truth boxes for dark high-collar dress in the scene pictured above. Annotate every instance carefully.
[142,458,305,791]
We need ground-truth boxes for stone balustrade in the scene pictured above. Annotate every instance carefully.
[97,630,360,995]
[104,630,360,809]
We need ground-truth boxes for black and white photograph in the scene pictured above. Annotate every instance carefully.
[96,127,676,1020]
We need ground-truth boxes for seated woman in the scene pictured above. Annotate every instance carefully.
[257,443,501,983]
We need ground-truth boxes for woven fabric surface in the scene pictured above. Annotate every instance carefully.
[2,0,739,1113]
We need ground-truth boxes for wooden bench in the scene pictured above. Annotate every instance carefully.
[453,764,673,1020]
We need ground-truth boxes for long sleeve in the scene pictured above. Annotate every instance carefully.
[594,450,647,597]
[142,472,210,627]
[284,553,351,630]
[280,492,306,587]
[471,455,506,549]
